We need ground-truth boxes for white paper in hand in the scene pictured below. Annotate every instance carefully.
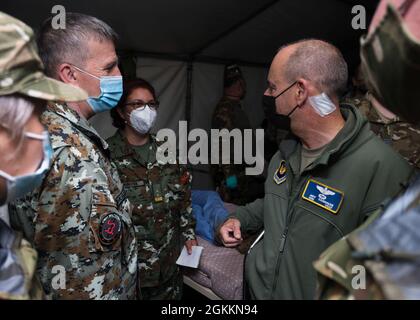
[176,245,203,268]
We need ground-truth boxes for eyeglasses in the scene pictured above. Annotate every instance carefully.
[125,100,160,111]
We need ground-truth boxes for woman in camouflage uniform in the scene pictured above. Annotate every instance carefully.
[108,78,197,300]
[0,12,87,299]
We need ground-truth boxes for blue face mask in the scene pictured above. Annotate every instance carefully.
[72,65,123,113]
[0,131,53,204]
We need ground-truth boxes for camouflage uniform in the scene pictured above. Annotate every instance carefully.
[343,95,420,169]
[0,219,44,300]
[211,97,258,205]
[0,12,86,300]
[315,174,420,300]
[313,210,385,300]
[107,130,196,300]
[9,103,138,300]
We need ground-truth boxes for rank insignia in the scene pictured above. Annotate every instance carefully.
[273,160,287,185]
[153,184,163,203]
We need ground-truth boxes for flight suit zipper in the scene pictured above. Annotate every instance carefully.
[270,173,309,298]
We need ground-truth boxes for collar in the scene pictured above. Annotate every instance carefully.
[47,102,110,157]
[281,104,367,174]
[113,130,158,167]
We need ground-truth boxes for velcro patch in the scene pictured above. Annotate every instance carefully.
[273,160,287,185]
[302,179,344,214]
[99,213,122,246]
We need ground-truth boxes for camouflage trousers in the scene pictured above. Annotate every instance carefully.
[140,271,183,300]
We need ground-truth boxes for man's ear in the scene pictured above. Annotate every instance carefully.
[295,78,309,106]
[57,63,77,85]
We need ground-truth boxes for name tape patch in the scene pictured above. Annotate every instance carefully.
[302,179,344,214]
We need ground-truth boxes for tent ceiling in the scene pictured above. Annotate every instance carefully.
[2,0,378,70]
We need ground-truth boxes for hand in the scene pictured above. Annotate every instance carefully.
[185,239,198,255]
[218,218,242,247]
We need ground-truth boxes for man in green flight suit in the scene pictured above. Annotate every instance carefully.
[217,39,413,299]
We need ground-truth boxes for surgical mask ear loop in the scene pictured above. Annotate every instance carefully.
[70,64,101,81]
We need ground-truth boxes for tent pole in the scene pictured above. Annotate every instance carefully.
[185,59,193,133]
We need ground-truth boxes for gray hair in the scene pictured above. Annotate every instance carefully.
[37,12,118,78]
[0,95,38,156]
[279,39,348,98]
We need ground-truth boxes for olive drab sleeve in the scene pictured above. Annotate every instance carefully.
[231,198,265,233]
[359,161,414,221]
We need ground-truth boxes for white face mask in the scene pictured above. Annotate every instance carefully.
[308,92,337,117]
[129,105,157,134]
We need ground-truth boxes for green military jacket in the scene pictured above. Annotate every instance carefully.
[9,103,138,300]
[107,130,196,288]
[229,104,413,299]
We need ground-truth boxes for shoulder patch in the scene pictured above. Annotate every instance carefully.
[99,213,122,246]
[273,160,287,184]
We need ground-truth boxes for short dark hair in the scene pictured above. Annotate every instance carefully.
[37,12,118,77]
[110,78,157,129]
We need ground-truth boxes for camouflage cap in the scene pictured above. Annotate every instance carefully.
[0,11,87,101]
[224,63,243,88]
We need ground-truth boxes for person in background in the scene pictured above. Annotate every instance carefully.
[108,78,197,300]
[343,66,420,169]
[0,11,87,299]
[315,0,420,300]
[9,12,138,300]
[211,64,264,205]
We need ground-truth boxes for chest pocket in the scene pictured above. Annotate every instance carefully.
[125,181,148,202]
[295,179,347,237]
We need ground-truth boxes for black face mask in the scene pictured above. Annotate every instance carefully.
[262,81,298,130]
[263,95,291,130]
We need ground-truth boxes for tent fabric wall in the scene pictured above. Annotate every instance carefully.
[190,62,267,189]
[191,63,267,131]
[91,57,267,142]
[89,57,267,189]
